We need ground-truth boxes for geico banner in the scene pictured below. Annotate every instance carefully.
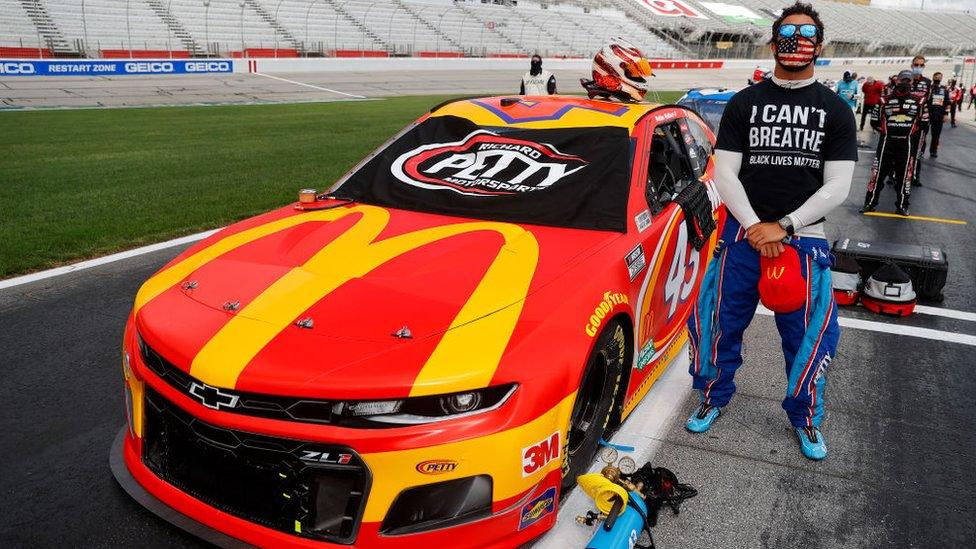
[0,59,233,76]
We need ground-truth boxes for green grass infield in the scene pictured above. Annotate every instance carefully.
[0,91,685,278]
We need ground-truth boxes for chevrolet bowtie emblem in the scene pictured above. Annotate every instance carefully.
[189,381,239,410]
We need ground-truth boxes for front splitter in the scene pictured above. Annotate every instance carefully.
[109,426,258,549]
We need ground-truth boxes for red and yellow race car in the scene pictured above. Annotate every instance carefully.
[114,95,725,548]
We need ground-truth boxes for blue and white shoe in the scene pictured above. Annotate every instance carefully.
[794,426,828,461]
[685,403,720,433]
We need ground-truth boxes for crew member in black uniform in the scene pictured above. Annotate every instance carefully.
[927,72,950,158]
[909,55,931,187]
[862,70,924,216]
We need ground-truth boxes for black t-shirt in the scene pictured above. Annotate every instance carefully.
[715,79,858,222]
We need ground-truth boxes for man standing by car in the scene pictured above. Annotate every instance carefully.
[861,70,923,216]
[519,54,556,96]
[685,2,855,461]
[927,72,950,158]
[861,76,884,131]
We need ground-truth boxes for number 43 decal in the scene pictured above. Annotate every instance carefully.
[663,222,700,320]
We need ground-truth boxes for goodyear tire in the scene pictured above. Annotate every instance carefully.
[561,320,626,493]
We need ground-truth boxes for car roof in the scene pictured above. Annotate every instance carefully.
[430,95,665,130]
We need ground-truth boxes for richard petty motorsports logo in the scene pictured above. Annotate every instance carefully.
[391,130,588,196]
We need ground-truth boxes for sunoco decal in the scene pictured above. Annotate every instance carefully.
[518,486,556,530]
[391,130,588,196]
[585,291,629,337]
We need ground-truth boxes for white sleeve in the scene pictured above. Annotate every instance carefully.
[714,149,760,229]
[787,160,855,230]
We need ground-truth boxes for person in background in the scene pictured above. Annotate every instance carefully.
[948,81,963,127]
[519,54,556,95]
[836,71,859,112]
[686,2,854,462]
[909,55,931,187]
[861,76,885,131]
[968,82,976,110]
[927,72,950,158]
[862,70,923,216]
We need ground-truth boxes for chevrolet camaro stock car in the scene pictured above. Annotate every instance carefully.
[113,95,726,548]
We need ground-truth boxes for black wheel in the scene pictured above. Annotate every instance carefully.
[561,320,626,493]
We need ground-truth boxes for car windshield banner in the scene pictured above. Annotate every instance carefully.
[0,59,233,76]
[337,115,632,232]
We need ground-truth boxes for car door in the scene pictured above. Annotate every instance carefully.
[623,108,722,412]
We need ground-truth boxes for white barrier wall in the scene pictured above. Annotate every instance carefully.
[234,56,957,74]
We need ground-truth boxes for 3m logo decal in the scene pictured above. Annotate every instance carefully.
[522,431,560,477]
[416,460,459,475]
[518,486,556,530]
[391,130,588,196]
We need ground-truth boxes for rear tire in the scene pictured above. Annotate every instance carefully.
[561,320,626,494]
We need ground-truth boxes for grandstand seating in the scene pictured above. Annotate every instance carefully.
[2,0,975,60]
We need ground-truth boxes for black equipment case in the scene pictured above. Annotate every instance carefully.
[832,239,949,301]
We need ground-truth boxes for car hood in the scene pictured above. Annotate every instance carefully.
[135,203,619,397]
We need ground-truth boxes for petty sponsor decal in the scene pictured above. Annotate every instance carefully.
[391,129,588,196]
[518,486,556,530]
[416,460,459,475]
[585,291,630,337]
[522,431,560,477]
[626,243,647,281]
[634,209,652,233]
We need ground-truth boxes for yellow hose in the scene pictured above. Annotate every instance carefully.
[577,473,629,514]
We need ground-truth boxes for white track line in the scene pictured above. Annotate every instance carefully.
[914,304,976,323]
[756,306,976,347]
[0,229,220,291]
[251,72,367,99]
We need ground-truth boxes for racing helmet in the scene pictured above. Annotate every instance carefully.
[831,255,862,307]
[592,37,653,102]
[861,262,916,316]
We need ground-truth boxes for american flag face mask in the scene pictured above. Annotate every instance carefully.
[775,24,819,70]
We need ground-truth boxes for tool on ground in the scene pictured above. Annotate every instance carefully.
[578,448,697,549]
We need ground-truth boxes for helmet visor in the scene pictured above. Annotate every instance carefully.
[623,58,652,81]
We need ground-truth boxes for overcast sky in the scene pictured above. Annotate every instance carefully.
[869,0,976,12]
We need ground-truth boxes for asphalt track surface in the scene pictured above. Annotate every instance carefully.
[2,83,976,549]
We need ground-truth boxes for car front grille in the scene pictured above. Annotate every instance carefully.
[141,388,370,544]
[139,337,337,424]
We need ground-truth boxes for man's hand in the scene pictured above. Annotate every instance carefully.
[758,242,785,258]
[746,222,788,249]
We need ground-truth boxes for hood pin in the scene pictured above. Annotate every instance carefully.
[392,326,413,339]
[295,317,314,329]
[180,280,198,290]
[222,300,241,312]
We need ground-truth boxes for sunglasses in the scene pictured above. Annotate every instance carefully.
[778,24,818,39]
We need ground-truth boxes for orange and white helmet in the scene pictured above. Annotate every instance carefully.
[592,38,654,102]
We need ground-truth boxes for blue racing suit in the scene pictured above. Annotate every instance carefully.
[687,217,839,428]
